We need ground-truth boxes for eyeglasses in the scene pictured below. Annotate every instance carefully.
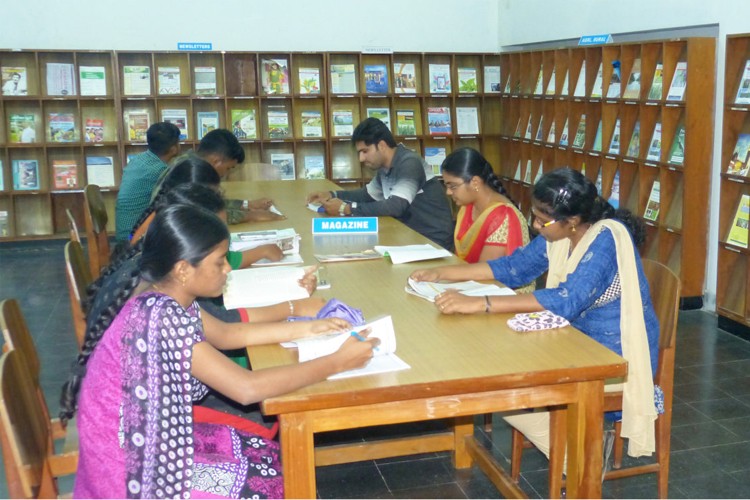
[531,208,559,228]
[444,181,466,191]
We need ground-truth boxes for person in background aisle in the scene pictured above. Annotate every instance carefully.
[306,117,455,250]
[441,147,529,263]
[114,122,181,242]
[196,128,286,224]
[410,167,660,460]
[63,204,377,498]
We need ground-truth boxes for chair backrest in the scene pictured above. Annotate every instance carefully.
[0,350,55,499]
[0,300,40,383]
[65,208,81,243]
[65,241,92,349]
[641,259,681,388]
[83,184,110,278]
[226,162,281,181]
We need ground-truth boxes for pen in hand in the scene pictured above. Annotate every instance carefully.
[350,330,379,351]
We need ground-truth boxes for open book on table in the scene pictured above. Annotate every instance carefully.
[374,244,452,264]
[230,228,300,254]
[281,315,410,380]
[405,277,515,302]
[223,265,309,309]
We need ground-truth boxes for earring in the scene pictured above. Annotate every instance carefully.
[180,274,187,287]
[474,186,479,192]
[571,225,577,233]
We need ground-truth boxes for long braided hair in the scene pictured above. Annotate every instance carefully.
[532,167,646,245]
[440,147,516,204]
[60,202,228,423]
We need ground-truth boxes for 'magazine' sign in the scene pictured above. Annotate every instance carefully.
[312,217,378,234]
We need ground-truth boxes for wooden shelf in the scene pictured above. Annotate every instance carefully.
[495,37,715,305]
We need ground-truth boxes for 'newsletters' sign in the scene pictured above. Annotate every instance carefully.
[312,217,378,234]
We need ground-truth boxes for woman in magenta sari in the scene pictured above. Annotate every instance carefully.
[61,205,377,498]
[442,148,529,264]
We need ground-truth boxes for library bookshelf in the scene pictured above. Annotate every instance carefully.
[0,49,505,241]
[493,37,715,307]
[717,34,750,330]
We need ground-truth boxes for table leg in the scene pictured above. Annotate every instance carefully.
[452,415,475,469]
[279,412,315,499]
[566,380,604,498]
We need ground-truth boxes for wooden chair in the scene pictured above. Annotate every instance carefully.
[0,350,78,498]
[64,241,92,349]
[509,258,681,498]
[65,208,81,243]
[83,184,110,278]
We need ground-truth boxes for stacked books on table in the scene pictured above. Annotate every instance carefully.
[281,315,411,379]
[230,228,302,266]
[405,277,515,302]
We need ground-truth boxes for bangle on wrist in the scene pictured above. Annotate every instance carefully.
[484,295,491,313]
[288,300,295,316]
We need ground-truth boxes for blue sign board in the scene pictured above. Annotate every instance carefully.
[312,217,379,234]
[177,42,213,51]
[578,34,613,46]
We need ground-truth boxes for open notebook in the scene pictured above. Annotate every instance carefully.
[282,316,410,380]
[223,266,309,309]
[405,277,515,302]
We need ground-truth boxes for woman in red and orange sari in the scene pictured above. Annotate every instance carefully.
[442,148,530,264]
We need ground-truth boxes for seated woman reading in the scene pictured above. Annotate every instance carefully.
[62,205,378,498]
[442,147,529,263]
[411,167,660,460]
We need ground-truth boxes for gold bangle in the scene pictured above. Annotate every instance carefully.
[484,295,491,313]
[288,300,295,316]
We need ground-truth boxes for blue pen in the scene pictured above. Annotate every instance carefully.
[350,330,379,351]
[317,205,326,213]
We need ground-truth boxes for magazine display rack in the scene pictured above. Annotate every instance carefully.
[495,38,715,306]
[0,49,506,240]
[717,34,750,329]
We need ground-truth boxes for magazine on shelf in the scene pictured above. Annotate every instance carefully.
[427,107,451,136]
[622,60,642,99]
[9,114,36,143]
[457,67,478,93]
[394,63,417,94]
[396,110,416,136]
[428,63,451,93]
[46,63,76,96]
[1,66,27,95]
[643,181,661,222]
[267,107,290,139]
[572,115,586,148]
[86,156,115,187]
[727,133,750,175]
[231,109,257,139]
[626,122,641,158]
[364,64,388,94]
[545,68,556,95]
[271,153,296,180]
[52,160,78,189]
[546,120,556,143]
[560,69,569,95]
[332,109,354,137]
[736,60,750,104]
[484,66,501,93]
[590,63,604,98]
[84,118,104,143]
[727,194,750,248]
[535,116,545,142]
[366,108,391,130]
[304,156,325,179]
[646,123,662,161]
[668,126,686,165]
[282,315,411,380]
[666,62,687,101]
[558,118,569,146]
[48,113,77,142]
[573,61,587,97]
[261,59,290,95]
[79,66,106,96]
[12,160,39,190]
[608,171,621,209]
[301,110,323,138]
[161,109,188,140]
[157,66,181,95]
[608,119,621,154]
[123,66,150,95]
[330,64,356,94]
[298,67,321,94]
[424,147,447,176]
[125,110,150,142]
[194,67,217,95]
[606,60,621,98]
[647,64,664,100]
[533,66,544,95]
[223,266,309,309]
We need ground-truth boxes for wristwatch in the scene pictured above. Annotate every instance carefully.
[338,202,348,216]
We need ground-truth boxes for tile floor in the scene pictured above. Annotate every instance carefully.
[2,239,750,498]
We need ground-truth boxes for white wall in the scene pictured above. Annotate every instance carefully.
[0,0,499,52]
[497,0,750,311]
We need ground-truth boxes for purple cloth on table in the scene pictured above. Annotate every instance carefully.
[287,298,365,326]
